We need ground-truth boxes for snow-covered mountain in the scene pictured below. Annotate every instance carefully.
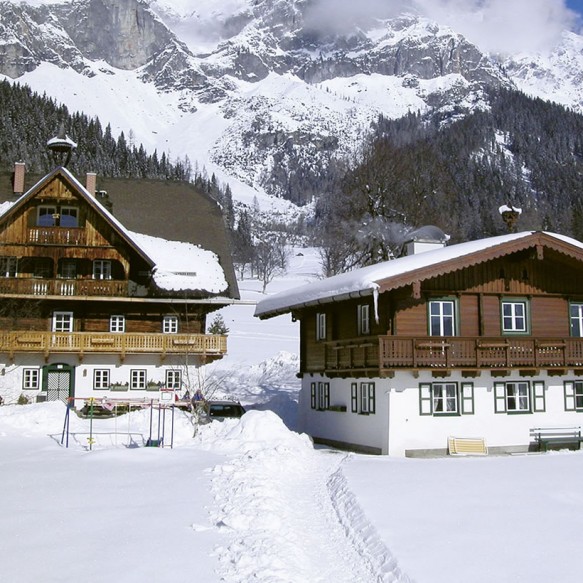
[1,0,582,210]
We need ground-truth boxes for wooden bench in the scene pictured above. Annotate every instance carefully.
[448,436,488,456]
[529,426,582,452]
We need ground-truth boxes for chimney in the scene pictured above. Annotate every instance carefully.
[13,162,25,196]
[402,226,450,256]
[86,172,97,196]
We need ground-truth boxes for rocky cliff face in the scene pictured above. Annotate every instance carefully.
[0,0,578,206]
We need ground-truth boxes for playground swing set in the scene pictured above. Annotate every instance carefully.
[60,396,181,450]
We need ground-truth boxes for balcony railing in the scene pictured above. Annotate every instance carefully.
[0,331,227,359]
[0,278,131,297]
[27,228,86,245]
[317,336,583,373]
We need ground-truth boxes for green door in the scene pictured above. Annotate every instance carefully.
[42,363,75,404]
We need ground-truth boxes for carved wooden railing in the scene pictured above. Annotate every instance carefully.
[314,336,583,372]
[0,278,131,297]
[0,331,227,359]
[27,227,86,245]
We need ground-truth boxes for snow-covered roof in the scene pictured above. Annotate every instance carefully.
[255,231,583,319]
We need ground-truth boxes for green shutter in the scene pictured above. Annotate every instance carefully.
[419,383,432,415]
[564,381,576,411]
[461,382,474,415]
[324,383,330,410]
[310,382,316,409]
[351,383,358,412]
[494,382,506,413]
[533,381,546,413]
[368,383,376,414]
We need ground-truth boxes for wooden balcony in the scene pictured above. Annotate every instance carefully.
[27,227,86,245]
[0,331,227,361]
[0,278,132,297]
[316,336,583,374]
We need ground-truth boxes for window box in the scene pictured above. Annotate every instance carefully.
[110,383,128,392]
[328,404,347,413]
[146,381,163,392]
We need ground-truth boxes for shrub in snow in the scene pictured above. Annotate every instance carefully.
[207,314,229,335]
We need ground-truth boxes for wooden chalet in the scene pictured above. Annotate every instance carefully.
[256,230,583,456]
[0,151,238,406]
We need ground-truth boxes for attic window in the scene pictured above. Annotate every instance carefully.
[37,205,78,227]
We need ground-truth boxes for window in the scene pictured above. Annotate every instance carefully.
[564,381,583,411]
[130,369,147,390]
[60,260,77,279]
[494,381,545,414]
[501,299,529,334]
[93,260,112,280]
[110,315,125,333]
[22,368,40,390]
[570,304,583,337]
[37,205,57,226]
[429,300,456,336]
[316,313,326,341]
[166,370,182,390]
[52,311,73,332]
[0,256,17,277]
[351,382,375,414]
[163,315,179,334]
[419,382,474,416]
[59,206,79,227]
[357,304,370,335]
[310,382,330,410]
[93,369,110,390]
[37,205,78,227]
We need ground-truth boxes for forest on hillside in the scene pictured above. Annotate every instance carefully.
[314,88,583,273]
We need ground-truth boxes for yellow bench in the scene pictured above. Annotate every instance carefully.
[448,436,488,456]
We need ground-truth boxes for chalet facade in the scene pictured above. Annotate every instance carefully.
[0,158,238,406]
[256,230,583,456]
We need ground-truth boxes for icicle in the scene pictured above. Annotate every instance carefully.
[373,285,380,325]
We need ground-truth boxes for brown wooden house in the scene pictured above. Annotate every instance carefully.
[256,230,583,456]
[0,161,238,406]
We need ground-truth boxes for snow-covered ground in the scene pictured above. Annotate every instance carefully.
[2,248,583,582]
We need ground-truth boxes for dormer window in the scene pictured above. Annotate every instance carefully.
[37,205,78,227]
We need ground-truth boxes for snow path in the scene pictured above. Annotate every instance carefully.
[205,413,410,582]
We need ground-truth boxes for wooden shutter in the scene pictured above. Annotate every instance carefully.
[310,382,316,409]
[324,383,330,410]
[368,383,376,414]
[533,381,545,413]
[351,383,358,412]
[564,381,576,411]
[419,383,432,415]
[461,382,474,415]
[494,382,506,413]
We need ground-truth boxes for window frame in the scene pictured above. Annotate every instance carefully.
[109,315,126,333]
[130,369,147,390]
[569,303,583,337]
[419,382,472,416]
[22,368,40,390]
[500,298,530,335]
[92,259,112,280]
[564,381,583,411]
[357,304,370,336]
[428,298,458,337]
[0,256,18,278]
[93,369,110,390]
[165,369,182,390]
[52,311,74,332]
[162,315,179,334]
[316,312,327,341]
[494,381,541,414]
[351,382,375,414]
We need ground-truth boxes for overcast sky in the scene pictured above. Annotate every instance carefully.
[305,0,579,55]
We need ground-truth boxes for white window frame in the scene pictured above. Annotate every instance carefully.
[52,311,74,332]
[429,299,457,336]
[570,303,583,337]
[93,369,110,390]
[93,260,112,280]
[163,315,179,334]
[109,315,125,333]
[165,370,182,390]
[419,382,473,416]
[494,381,537,414]
[357,304,370,335]
[37,205,57,227]
[501,299,529,334]
[0,256,18,278]
[564,381,583,411]
[130,369,147,390]
[316,312,326,341]
[22,368,40,390]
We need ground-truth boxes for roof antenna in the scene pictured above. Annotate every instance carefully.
[499,204,522,233]
[47,123,77,167]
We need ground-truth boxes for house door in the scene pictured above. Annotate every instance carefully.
[42,363,75,404]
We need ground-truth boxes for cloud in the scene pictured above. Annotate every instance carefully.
[304,0,578,55]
